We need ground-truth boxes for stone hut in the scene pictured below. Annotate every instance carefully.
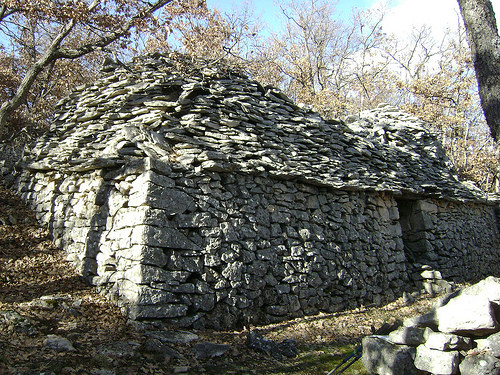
[12,54,500,329]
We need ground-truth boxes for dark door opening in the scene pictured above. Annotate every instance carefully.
[396,199,433,263]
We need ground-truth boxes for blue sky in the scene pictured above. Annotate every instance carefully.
[206,0,377,33]
[206,0,500,40]
[206,0,375,17]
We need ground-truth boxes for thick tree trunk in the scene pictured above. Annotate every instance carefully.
[458,0,500,143]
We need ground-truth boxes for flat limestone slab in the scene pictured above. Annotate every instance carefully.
[436,295,499,336]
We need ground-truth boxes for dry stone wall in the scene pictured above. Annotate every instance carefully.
[15,157,410,328]
[398,199,499,280]
[9,53,500,329]
[19,54,489,201]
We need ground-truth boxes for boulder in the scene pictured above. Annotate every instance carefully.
[388,326,426,346]
[459,352,500,375]
[403,310,439,330]
[436,295,498,336]
[363,277,500,374]
[414,344,460,374]
[476,332,500,357]
[461,276,500,305]
[361,336,422,375]
[193,342,230,360]
[142,338,184,360]
[424,329,472,351]
[44,335,76,352]
[246,331,298,360]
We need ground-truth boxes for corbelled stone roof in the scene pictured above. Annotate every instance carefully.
[23,53,488,202]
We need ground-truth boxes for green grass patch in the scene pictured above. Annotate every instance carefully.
[200,343,369,375]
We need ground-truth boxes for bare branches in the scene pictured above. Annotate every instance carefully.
[58,0,174,59]
[0,0,179,133]
[245,0,497,192]
[250,0,391,116]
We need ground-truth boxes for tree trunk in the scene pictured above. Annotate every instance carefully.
[0,18,76,135]
[458,0,500,143]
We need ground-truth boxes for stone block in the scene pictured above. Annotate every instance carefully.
[404,310,439,330]
[409,211,433,231]
[167,253,203,273]
[193,342,230,360]
[44,335,75,352]
[421,269,442,279]
[424,329,472,351]
[476,331,500,357]
[145,157,172,176]
[388,326,426,346]
[461,276,500,305]
[116,245,168,267]
[417,200,438,214]
[192,294,215,312]
[144,170,175,188]
[124,264,171,284]
[113,206,149,229]
[222,261,243,282]
[266,305,288,316]
[132,225,201,251]
[118,281,178,305]
[414,344,460,374]
[436,295,499,336]
[129,184,195,214]
[175,212,212,228]
[459,352,500,375]
[361,336,421,375]
[129,304,188,319]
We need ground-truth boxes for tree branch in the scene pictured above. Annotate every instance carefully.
[0,0,176,133]
[56,0,174,59]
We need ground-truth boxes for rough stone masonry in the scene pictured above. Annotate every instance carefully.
[8,53,500,329]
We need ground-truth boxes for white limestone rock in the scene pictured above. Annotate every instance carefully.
[414,344,460,374]
[388,326,427,346]
[44,335,75,352]
[436,295,499,336]
[459,352,500,375]
[362,336,421,375]
[476,331,500,357]
[424,328,472,351]
[460,276,500,305]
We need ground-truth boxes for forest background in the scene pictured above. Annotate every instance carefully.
[0,0,498,193]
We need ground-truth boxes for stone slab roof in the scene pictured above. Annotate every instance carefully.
[22,53,489,202]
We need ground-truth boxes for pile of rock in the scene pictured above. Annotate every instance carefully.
[412,265,453,297]
[0,142,24,181]
[18,53,488,201]
[362,276,500,374]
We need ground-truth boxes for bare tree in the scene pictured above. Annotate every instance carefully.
[249,0,391,117]
[142,0,261,62]
[245,0,498,191]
